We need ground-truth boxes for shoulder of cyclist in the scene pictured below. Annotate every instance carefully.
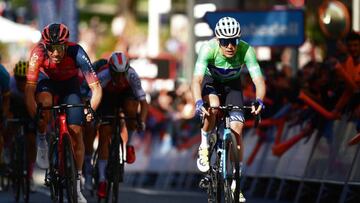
[127,66,147,101]
[0,64,10,92]
[27,43,47,83]
[70,43,100,86]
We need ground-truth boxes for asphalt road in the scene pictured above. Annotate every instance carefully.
[0,167,288,203]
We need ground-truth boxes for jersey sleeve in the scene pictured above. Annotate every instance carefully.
[74,45,99,86]
[193,42,213,76]
[0,64,10,93]
[244,46,263,80]
[27,44,46,84]
[127,67,146,101]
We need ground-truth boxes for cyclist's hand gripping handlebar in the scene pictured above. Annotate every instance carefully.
[84,99,96,122]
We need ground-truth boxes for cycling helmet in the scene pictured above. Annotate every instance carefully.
[92,59,108,72]
[214,17,241,39]
[14,60,29,77]
[41,23,70,45]
[108,52,129,73]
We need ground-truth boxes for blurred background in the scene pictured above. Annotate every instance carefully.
[1,0,360,202]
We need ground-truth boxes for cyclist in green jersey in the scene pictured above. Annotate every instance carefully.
[191,17,266,202]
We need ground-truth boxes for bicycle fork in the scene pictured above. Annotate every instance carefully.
[58,113,71,176]
[220,128,232,179]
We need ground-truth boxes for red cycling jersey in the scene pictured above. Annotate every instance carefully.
[27,42,99,86]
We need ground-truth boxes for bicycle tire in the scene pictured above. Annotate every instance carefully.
[92,148,99,197]
[47,134,59,202]
[63,135,78,203]
[223,132,240,203]
[206,133,221,203]
[23,138,30,203]
[105,133,122,203]
[12,140,22,202]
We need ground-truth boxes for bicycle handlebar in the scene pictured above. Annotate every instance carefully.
[38,103,88,111]
[4,118,30,128]
[36,100,94,122]
[201,104,261,128]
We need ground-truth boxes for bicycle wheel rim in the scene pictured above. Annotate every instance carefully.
[225,133,240,203]
[12,141,22,202]
[24,178,30,203]
[23,149,30,203]
[63,135,77,203]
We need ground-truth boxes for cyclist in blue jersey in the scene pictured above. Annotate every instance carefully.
[5,61,37,191]
[191,17,266,202]
[0,63,10,165]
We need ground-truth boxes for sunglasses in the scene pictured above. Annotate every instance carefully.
[46,44,66,52]
[219,38,240,47]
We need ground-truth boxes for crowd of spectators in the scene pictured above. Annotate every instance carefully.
[142,31,360,159]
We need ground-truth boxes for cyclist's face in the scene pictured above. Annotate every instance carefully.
[110,70,126,84]
[46,44,66,63]
[218,38,239,58]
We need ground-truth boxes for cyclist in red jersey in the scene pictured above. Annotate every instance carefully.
[81,52,148,197]
[25,23,102,203]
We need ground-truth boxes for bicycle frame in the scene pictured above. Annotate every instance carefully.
[7,118,30,203]
[219,118,233,180]
[40,103,90,203]
[56,109,73,176]
[202,105,256,203]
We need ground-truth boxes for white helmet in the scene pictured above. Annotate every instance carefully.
[109,51,129,73]
[214,17,241,39]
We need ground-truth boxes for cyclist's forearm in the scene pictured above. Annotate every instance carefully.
[1,91,10,118]
[139,100,148,122]
[252,76,266,100]
[191,75,203,102]
[25,83,37,118]
[89,82,102,111]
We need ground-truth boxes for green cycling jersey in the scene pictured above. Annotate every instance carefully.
[193,38,263,82]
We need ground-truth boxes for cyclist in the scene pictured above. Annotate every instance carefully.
[82,51,148,198]
[80,58,108,190]
[25,23,102,203]
[191,17,266,202]
[0,63,10,163]
[4,61,37,191]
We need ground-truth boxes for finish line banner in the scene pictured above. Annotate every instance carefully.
[204,9,305,47]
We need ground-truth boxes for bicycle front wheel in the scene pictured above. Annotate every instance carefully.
[105,136,124,203]
[223,132,240,203]
[63,135,77,203]
[12,139,23,202]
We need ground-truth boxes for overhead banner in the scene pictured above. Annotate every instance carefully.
[204,9,305,46]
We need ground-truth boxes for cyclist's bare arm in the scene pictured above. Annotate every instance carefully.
[26,46,46,118]
[2,91,10,118]
[88,81,102,111]
[252,76,266,114]
[139,99,148,123]
[191,74,209,116]
[25,82,37,118]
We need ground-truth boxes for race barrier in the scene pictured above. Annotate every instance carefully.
[122,113,360,202]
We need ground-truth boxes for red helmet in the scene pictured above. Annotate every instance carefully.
[108,52,129,73]
[41,23,69,45]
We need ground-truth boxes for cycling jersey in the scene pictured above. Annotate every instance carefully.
[9,77,35,132]
[95,64,146,101]
[27,42,99,86]
[0,64,10,95]
[0,64,10,105]
[193,38,263,82]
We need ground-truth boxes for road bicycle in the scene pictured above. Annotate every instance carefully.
[199,104,260,203]
[39,102,91,203]
[94,108,135,203]
[7,118,31,203]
